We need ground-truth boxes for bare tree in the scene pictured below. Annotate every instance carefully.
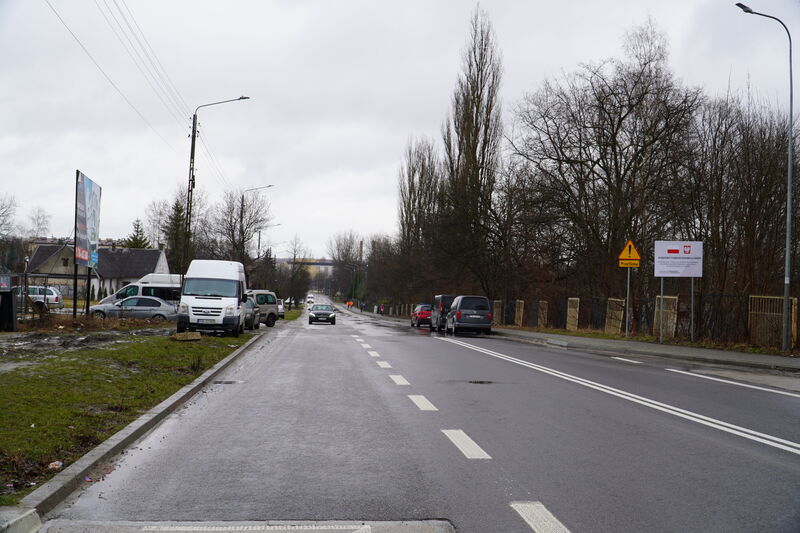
[26,206,50,238]
[439,7,504,297]
[213,189,271,265]
[0,194,17,239]
[144,199,170,248]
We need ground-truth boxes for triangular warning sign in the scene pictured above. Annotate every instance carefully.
[618,240,641,260]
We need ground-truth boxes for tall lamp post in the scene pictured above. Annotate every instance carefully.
[184,96,250,273]
[736,3,794,350]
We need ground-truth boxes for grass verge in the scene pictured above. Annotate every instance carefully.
[0,331,250,505]
[283,308,303,321]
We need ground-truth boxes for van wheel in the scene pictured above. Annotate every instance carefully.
[34,301,46,313]
[177,322,186,333]
[231,325,240,338]
[266,315,276,327]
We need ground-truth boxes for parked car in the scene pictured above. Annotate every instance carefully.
[308,303,336,325]
[430,294,455,332]
[277,298,285,318]
[243,297,261,330]
[247,289,279,327]
[411,303,432,328]
[90,296,177,321]
[13,285,64,312]
[446,295,492,335]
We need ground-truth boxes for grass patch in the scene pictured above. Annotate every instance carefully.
[0,332,250,505]
[283,308,303,321]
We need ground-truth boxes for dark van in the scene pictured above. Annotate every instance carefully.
[446,295,492,335]
[430,294,455,332]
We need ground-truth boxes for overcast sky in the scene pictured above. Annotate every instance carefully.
[1,0,798,258]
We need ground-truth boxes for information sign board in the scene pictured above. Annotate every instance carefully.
[654,241,703,278]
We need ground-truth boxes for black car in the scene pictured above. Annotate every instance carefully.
[446,295,492,335]
[309,304,336,325]
[430,294,455,332]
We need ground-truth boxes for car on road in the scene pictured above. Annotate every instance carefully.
[430,294,455,332]
[446,295,492,335]
[411,304,432,328]
[308,303,336,325]
[247,289,279,327]
[243,297,261,330]
[277,298,285,318]
[90,296,177,321]
[13,285,64,312]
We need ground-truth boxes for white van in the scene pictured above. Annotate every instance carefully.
[177,260,247,336]
[101,273,182,305]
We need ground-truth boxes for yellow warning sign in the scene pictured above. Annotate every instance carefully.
[618,240,640,268]
[618,240,641,260]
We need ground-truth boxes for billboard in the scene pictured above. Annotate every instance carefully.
[654,241,703,278]
[74,171,102,268]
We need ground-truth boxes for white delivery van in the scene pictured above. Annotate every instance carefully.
[100,273,182,305]
[177,260,247,336]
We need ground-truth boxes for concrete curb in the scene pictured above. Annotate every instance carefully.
[0,508,40,533]
[2,333,264,532]
[492,329,800,372]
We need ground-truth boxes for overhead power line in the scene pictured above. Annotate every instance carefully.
[44,0,178,154]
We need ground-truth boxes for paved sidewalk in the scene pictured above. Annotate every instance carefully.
[342,306,800,372]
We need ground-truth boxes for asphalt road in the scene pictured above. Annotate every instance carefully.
[43,297,800,532]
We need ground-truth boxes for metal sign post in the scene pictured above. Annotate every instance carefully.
[618,240,641,337]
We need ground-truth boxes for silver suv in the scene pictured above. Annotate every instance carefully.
[246,289,279,327]
[13,285,64,311]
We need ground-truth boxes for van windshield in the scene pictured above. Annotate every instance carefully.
[183,278,238,298]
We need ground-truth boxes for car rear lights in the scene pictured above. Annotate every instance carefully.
[456,311,462,319]
[487,312,493,321]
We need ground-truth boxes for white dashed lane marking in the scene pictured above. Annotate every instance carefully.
[441,429,491,459]
[389,375,410,385]
[377,361,392,369]
[408,395,438,411]
[611,356,642,364]
[510,501,571,532]
[361,343,372,349]
[350,335,359,338]
[368,350,380,357]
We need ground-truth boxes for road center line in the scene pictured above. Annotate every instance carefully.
[376,361,392,368]
[510,501,571,533]
[611,356,642,364]
[354,338,364,343]
[367,350,380,357]
[440,338,800,456]
[409,395,438,411]
[350,335,359,338]
[360,343,372,349]
[441,429,491,459]
[666,368,800,398]
[389,375,410,385]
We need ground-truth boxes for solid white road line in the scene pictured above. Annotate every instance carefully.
[409,395,438,411]
[441,429,492,459]
[377,361,392,368]
[611,356,642,364]
[368,350,380,357]
[389,375,410,385]
[361,343,372,349]
[440,337,800,457]
[666,368,800,398]
[510,501,571,533]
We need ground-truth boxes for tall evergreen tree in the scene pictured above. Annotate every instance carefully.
[124,219,151,249]
[162,199,188,273]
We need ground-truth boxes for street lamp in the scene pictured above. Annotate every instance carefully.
[183,95,250,273]
[736,3,794,350]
